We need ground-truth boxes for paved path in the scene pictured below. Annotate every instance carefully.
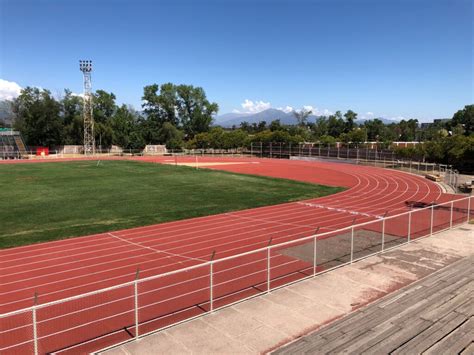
[102,224,473,355]
[274,255,473,354]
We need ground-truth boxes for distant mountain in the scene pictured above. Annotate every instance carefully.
[214,112,252,122]
[215,108,400,127]
[356,117,398,125]
[0,100,14,126]
[215,108,317,127]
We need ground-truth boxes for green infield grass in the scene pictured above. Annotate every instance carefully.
[0,160,344,248]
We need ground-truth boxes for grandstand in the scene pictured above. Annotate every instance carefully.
[0,129,28,159]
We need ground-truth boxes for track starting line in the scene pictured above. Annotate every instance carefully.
[297,202,384,219]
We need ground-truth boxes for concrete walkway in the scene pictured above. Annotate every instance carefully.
[102,224,473,355]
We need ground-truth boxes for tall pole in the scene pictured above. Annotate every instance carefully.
[79,60,95,155]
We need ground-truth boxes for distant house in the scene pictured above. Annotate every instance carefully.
[420,118,451,129]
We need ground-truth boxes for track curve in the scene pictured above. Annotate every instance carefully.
[0,156,466,355]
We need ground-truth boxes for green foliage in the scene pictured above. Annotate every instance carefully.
[239,120,267,133]
[93,90,117,124]
[318,135,337,145]
[12,87,63,146]
[0,161,344,248]
[142,83,218,137]
[9,84,472,172]
[59,90,83,145]
[157,122,184,149]
[293,107,312,126]
[394,135,474,173]
[327,111,346,137]
[341,128,367,144]
[343,110,357,133]
[451,104,473,135]
[396,119,419,141]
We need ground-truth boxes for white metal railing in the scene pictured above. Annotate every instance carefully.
[0,195,472,355]
[248,142,461,190]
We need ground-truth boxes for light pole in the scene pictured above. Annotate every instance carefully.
[79,60,95,155]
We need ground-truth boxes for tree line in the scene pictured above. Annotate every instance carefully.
[9,83,218,150]
[3,83,473,171]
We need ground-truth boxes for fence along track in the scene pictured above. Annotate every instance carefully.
[0,195,472,355]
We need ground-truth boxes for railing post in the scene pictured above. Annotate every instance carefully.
[210,251,216,312]
[32,292,39,355]
[267,238,272,293]
[450,201,454,229]
[134,268,139,340]
[267,247,271,293]
[467,197,471,223]
[313,227,319,275]
[430,203,435,236]
[381,218,385,251]
[350,226,354,263]
[408,210,412,243]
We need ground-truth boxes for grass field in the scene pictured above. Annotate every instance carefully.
[0,160,344,248]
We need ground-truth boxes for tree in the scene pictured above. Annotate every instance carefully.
[142,83,218,137]
[269,119,283,132]
[327,112,345,137]
[12,87,63,146]
[318,135,337,145]
[157,122,184,149]
[396,119,419,141]
[343,110,357,133]
[142,83,179,127]
[0,100,14,127]
[176,84,218,137]
[346,128,367,144]
[312,116,329,138]
[222,129,247,149]
[60,89,83,144]
[240,121,251,132]
[109,105,139,148]
[451,104,473,135]
[93,90,117,124]
[364,119,385,141]
[293,107,312,127]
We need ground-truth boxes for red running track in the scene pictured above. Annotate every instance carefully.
[0,156,469,354]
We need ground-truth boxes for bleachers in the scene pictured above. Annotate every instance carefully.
[0,130,28,159]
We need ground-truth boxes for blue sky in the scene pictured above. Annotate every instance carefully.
[0,0,472,121]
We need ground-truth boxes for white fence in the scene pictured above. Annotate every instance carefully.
[249,142,461,191]
[1,196,472,355]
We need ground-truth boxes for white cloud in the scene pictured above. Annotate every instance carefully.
[234,99,272,113]
[296,105,333,116]
[277,105,294,113]
[232,100,334,117]
[241,99,271,113]
[391,115,407,121]
[359,111,375,120]
[0,79,22,100]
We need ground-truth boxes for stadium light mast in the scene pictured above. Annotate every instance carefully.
[79,60,95,155]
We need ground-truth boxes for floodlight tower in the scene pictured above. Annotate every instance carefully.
[79,60,95,155]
